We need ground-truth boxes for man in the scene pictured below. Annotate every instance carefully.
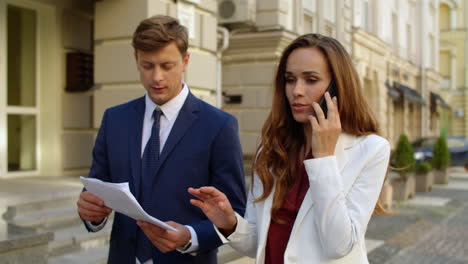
[77,15,246,264]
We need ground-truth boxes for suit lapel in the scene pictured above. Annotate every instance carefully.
[129,97,145,199]
[154,93,200,176]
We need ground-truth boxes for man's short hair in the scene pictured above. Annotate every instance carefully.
[132,15,188,56]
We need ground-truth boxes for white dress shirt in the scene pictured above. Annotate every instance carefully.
[87,83,199,263]
[141,82,188,157]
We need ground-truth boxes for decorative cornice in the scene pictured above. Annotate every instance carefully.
[222,30,298,63]
[352,28,389,56]
[426,69,442,82]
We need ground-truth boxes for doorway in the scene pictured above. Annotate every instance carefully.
[0,1,39,177]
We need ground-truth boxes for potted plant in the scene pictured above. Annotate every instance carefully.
[391,134,416,200]
[432,135,450,184]
[415,161,434,192]
[379,177,393,210]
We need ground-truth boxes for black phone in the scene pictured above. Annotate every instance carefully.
[318,79,338,118]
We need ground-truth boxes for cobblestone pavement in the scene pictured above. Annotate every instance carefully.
[366,168,468,264]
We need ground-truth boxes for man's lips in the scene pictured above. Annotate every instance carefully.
[150,86,166,93]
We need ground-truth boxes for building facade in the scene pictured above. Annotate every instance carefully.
[0,0,451,179]
[439,0,468,137]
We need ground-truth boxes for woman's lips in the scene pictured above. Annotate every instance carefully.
[291,103,308,112]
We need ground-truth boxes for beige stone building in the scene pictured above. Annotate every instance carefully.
[222,0,447,152]
[350,0,448,146]
[0,0,218,179]
[439,0,468,137]
[0,0,451,179]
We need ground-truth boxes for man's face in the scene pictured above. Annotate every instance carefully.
[136,42,190,105]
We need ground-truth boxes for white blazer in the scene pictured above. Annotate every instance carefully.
[217,133,391,264]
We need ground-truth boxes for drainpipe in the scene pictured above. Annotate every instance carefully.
[217,26,230,109]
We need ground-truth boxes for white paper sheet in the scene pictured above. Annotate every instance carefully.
[80,176,177,232]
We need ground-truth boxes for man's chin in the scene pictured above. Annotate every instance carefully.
[149,95,167,105]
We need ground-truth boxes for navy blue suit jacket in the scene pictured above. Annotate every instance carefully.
[87,93,246,263]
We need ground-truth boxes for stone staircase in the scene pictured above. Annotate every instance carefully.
[2,194,112,264]
[0,155,256,263]
[0,176,254,264]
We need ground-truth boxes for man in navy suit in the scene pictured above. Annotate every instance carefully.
[76,15,246,264]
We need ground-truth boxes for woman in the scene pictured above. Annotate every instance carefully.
[189,34,390,263]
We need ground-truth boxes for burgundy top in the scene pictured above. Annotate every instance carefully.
[265,152,312,264]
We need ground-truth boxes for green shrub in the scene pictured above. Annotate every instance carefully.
[393,134,415,180]
[432,136,450,170]
[416,161,432,174]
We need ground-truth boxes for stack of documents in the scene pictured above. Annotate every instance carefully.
[80,177,176,232]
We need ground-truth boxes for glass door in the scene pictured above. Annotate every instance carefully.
[0,1,39,177]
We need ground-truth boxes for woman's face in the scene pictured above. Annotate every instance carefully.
[285,47,332,124]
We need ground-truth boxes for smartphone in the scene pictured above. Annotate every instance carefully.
[318,79,338,118]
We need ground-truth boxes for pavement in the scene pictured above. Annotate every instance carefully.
[367,167,468,264]
[0,167,467,263]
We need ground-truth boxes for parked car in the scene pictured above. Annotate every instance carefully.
[412,136,468,169]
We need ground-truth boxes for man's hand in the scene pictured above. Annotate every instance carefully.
[77,191,112,224]
[137,221,191,253]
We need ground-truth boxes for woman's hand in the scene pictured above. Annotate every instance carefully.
[188,186,237,236]
[309,92,342,158]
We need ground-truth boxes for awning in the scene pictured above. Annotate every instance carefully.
[385,81,401,100]
[430,92,450,109]
[393,81,426,105]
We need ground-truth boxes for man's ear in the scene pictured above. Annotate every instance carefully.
[182,52,190,72]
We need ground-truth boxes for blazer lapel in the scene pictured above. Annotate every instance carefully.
[154,93,200,176]
[129,97,145,199]
[333,133,356,171]
[289,133,357,241]
[257,191,274,263]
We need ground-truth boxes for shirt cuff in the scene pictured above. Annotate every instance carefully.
[176,225,199,254]
[85,217,108,232]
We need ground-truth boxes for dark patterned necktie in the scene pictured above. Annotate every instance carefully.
[136,107,162,263]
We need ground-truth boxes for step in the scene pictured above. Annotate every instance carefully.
[2,195,78,220]
[6,207,82,234]
[48,244,109,264]
[49,223,112,257]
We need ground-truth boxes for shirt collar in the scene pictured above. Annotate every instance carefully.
[144,82,189,122]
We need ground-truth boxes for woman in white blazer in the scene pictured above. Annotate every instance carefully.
[189,34,390,264]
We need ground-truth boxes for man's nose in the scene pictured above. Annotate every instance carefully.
[152,68,163,83]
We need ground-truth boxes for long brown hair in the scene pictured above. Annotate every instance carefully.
[253,34,385,222]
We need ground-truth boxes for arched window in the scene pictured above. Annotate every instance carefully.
[439,3,451,30]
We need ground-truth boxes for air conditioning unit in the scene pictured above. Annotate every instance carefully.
[454,108,464,117]
[218,0,256,25]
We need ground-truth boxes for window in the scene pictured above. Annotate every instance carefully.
[324,0,336,23]
[4,4,39,173]
[429,34,435,68]
[392,13,399,54]
[439,50,450,77]
[362,0,370,31]
[438,3,451,30]
[407,24,412,60]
